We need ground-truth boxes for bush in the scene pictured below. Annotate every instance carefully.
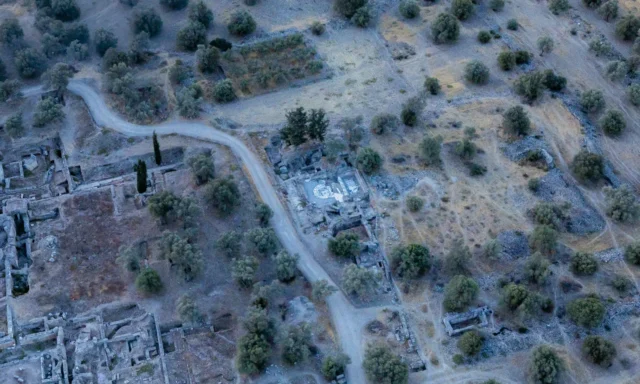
[328,232,360,258]
[502,283,529,310]
[391,243,431,279]
[196,44,220,73]
[0,80,19,102]
[212,79,236,103]
[322,353,351,380]
[571,252,598,275]
[506,19,518,30]
[399,0,420,19]
[351,7,371,28]
[0,18,23,45]
[580,89,605,113]
[176,294,201,323]
[177,21,207,51]
[451,0,474,21]
[147,190,198,224]
[497,51,516,71]
[356,147,383,174]
[133,8,163,38]
[571,150,604,182]
[95,28,118,56]
[598,1,618,21]
[605,60,628,81]
[14,48,46,79]
[502,105,531,135]
[418,135,442,166]
[102,48,129,70]
[628,84,640,106]
[232,256,259,287]
[228,10,256,36]
[624,241,640,265]
[159,232,203,280]
[582,336,616,367]
[273,251,298,282]
[424,77,440,95]
[370,113,399,134]
[204,178,240,215]
[531,202,564,229]
[431,13,460,44]
[589,38,613,56]
[176,84,202,118]
[406,196,424,212]
[282,323,313,365]
[514,71,545,102]
[529,225,558,255]
[189,1,213,28]
[603,184,640,222]
[611,275,631,292]
[160,0,188,10]
[458,330,484,356]
[311,279,338,302]
[583,0,604,8]
[567,296,605,328]
[311,21,326,35]
[543,70,567,91]
[525,253,551,284]
[464,60,489,85]
[477,30,492,44]
[33,96,64,127]
[528,178,541,192]
[42,33,64,58]
[363,344,408,384]
[401,96,422,126]
[169,60,191,84]
[42,62,74,92]
[129,32,150,64]
[482,239,501,261]
[5,113,23,138]
[343,264,379,297]
[334,0,368,18]
[490,0,505,12]
[135,268,163,294]
[52,0,80,22]
[549,0,570,14]
[255,203,273,226]
[210,37,232,51]
[515,50,532,65]
[528,346,562,384]
[455,138,476,160]
[599,109,625,136]
[443,275,478,312]
[615,15,640,41]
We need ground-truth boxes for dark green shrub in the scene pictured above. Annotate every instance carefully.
[33,96,64,127]
[502,283,529,310]
[514,71,545,102]
[334,0,367,18]
[571,252,598,275]
[571,150,604,182]
[160,0,189,11]
[177,21,207,51]
[322,353,351,380]
[549,0,570,14]
[583,0,603,8]
[444,239,471,276]
[169,60,192,84]
[15,48,46,79]
[451,0,474,21]
[228,10,256,36]
[5,113,23,138]
[502,105,531,135]
[406,196,424,213]
[0,18,23,45]
[464,60,489,85]
[528,178,541,192]
[567,296,605,328]
[455,138,476,160]
[529,225,558,255]
[443,275,478,312]
[477,30,491,44]
[370,113,399,134]
[582,336,616,367]
[237,332,270,374]
[506,19,518,30]
[431,13,460,44]
[598,1,618,21]
[599,109,626,136]
[196,44,220,73]
[328,232,360,258]
[543,70,567,91]
[356,147,383,174]
[204,178,240,215]
[490,0,505,12]
[528,346,562,384]
[424,77,441,95]
[524,253,550,284]
[210,37,232,51]
[514,50,532,64]
[399,0,420,19]
[457,330,484,356]
[52,0,80,21]
[497,51,516,70]
[94,28,118,56]
[624,241,640,265]
[418,135,442,166]
[603,185,640,223]
[311,21,326,35]
[615,15,640,41]
[133,7,163,38]
[401,97,422,126]
[135,268,163,294]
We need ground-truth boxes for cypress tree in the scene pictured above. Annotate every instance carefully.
[153,131,162,165]
[280,107,308,147]
[135,159,147,193]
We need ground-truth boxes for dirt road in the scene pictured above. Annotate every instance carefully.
[57,80,368,384]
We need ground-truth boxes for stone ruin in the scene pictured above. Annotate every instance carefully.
[442,306,493,337]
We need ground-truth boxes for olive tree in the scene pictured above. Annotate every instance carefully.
[281,323,313,364]
[443,275,478,312]
[212,79,236,103]
[273,251,298,282]
[418,135,442,166]
[451,0,474,21]
[4,113,24,138]
[615,15,640,41]
[232,256,259,288]
[343,264,379,297]
[582,336,616,367]
[0,18,23,45]
[246,227,278,255]
[216,230,241,257]
[133,7,163,37]
[502,105,530,135]
[431,13,460,44]
[334,0,367,18]
[196,44,220,73]
[15,48,47,79]
[567,296,605,328]
[464,60,489,85]
[490,0,505,12]
[571,150,604,182]
[227,10,256,36]
[204,178,240,215]
[457,330,484,356]
[135,268,163,294]
[424,77,441,95]
[160,0,189,10]
[189,1,213,28]
[236,332,270,373]
[599,109,626,136]
[444,239,471,276]
[391,244,431,279]
[399,0,420,19]
[147,190,199,225]
[580,89,605,113]
[328,232,360,259]
[528,346,562,384]
[356,147,383,174]
[33,96,64,127]
[537,36,554,56]
[524,253,550,284]
[322,352,351,380]
[311,279,338,302]
[514,71,545,103]
[94,28,118,56]
[529,225,558,255]
[177,294,201,323]
[159,231,203,281]
[549,0,570,14]
[187,152,214,185]
[627,84,640,106]
[598,1,619,22]
[42,62,74,92]
[370,113,399,134]
[177,21,207,51]
[497,51,516,70]
[51,0,80,22]
[363,344,408,384]
[624,241,640,265]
